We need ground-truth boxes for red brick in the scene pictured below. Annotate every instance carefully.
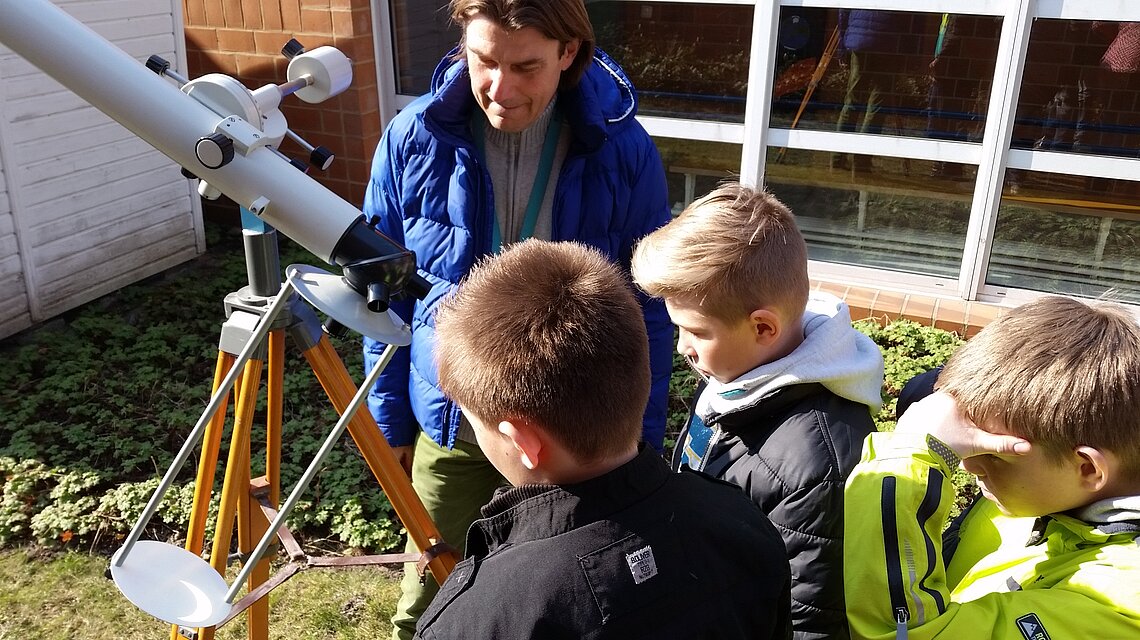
[281,0,302,32]
[185,0,208,25]
[203,51,239,74]
[900,295,938,326]
[285,105,321,130]
[254,31,287,55]
[347,182,365,207]
[870,290,907,320]
[204,0,225,26]
[235,53,275,78]
[262,0,283,31]
[963,302,1005,336]
[322,109,346,135]
[352,60,378,90]
[240,0,263,29]
[332,9,354,36]
[217,29,255,52]
[221,0,243,28]
[185,27,219,51]
[301,8,333,34]
[931,297,970,336]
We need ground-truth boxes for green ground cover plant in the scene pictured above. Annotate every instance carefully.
[0,217,970,556]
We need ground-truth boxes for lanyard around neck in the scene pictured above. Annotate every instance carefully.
[473,109,562,252]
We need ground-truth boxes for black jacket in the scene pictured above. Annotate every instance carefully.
[673,382,875,640]
[415,446,792,640]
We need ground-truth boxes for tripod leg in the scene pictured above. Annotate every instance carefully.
[245,330,287,640]
[190,356,263,640]
[303,336,458,584]
[169,350,236,640]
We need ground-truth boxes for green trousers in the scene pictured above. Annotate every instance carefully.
[389,431,505,640]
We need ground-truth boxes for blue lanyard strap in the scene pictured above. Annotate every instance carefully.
[472,109,563,252]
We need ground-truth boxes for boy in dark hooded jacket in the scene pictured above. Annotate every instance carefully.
[632,182,884,640]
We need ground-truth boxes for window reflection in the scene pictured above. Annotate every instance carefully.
[390,0,458,96]
[653,138,740,215]
[764,149,969,278]
[770,9,999,144]
[589,2,750,120]
[1013,19,1140,158]
[989,170,1140,302]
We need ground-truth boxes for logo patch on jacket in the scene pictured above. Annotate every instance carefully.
[680,414,713,471]
[1015,613,1050,640]
[625,545,657,584]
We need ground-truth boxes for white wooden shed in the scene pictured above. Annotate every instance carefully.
[0,0,203,339]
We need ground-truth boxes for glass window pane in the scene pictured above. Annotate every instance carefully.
[770,9,1000,143]
[654,138,741,215]
[590,2,750,121]
[987,169,1140,302]
[391,1,459,96]
[765,148,970,278]
[1014,19,1140,158]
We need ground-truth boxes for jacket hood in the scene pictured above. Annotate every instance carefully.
[425,46,638,153]
[1069,495,1140,535]
[698,292,885,420]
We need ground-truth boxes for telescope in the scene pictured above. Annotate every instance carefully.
[0,0,428,316]
[0,0,457,632]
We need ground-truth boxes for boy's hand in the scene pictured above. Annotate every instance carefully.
[896,392,1031,459]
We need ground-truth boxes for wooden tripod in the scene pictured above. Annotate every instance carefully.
[170,229,456,640]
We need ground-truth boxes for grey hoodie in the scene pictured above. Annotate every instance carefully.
[695,291,884,423]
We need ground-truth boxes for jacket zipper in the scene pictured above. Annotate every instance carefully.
[882,476,911,640]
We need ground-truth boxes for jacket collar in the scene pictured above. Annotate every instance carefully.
[423,47,637,155]
[1027,495,1140,546]
[465,445,669,558]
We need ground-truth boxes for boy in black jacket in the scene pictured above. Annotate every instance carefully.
[631,182,884,640]
[417,239,791,640]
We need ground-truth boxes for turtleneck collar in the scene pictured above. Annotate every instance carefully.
[482,97,558,150]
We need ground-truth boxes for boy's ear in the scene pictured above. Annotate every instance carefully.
[1074,445,1113,493]
[748,308,783,345]
[499,420,544,471]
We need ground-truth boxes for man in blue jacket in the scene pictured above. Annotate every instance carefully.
[361,1,673,637]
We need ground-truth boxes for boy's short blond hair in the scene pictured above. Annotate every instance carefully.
[631,182,809,323]
[434,239,648,462]
[938,296,1140,476]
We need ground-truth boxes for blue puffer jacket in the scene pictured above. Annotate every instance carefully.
[362,48,673,452]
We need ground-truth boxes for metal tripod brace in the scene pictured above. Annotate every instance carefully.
[160,223,457,640]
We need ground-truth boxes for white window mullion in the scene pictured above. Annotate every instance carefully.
[957,0,1033,300]
[740,0,781,188]
[372,0,399,130]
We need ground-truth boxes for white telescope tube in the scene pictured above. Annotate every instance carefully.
[0,0,424,309]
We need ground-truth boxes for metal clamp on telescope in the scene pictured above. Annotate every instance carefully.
[144,39,430,313]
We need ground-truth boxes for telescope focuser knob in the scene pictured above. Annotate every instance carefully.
[281,38,305,59]
[195,133,235,169]
[309,146,334,171]
[146,54,170,75]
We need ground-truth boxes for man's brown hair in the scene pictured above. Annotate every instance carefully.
[449,0,595,90]
[631,181,809,324]
[938,296,1140,475]
[434,239,648,462]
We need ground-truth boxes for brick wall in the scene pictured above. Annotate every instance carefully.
[182,0,380,208]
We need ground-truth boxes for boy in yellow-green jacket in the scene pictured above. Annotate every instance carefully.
[845,296,1140,639]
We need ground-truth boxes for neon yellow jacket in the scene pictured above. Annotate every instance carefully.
[844,432,1140,640]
